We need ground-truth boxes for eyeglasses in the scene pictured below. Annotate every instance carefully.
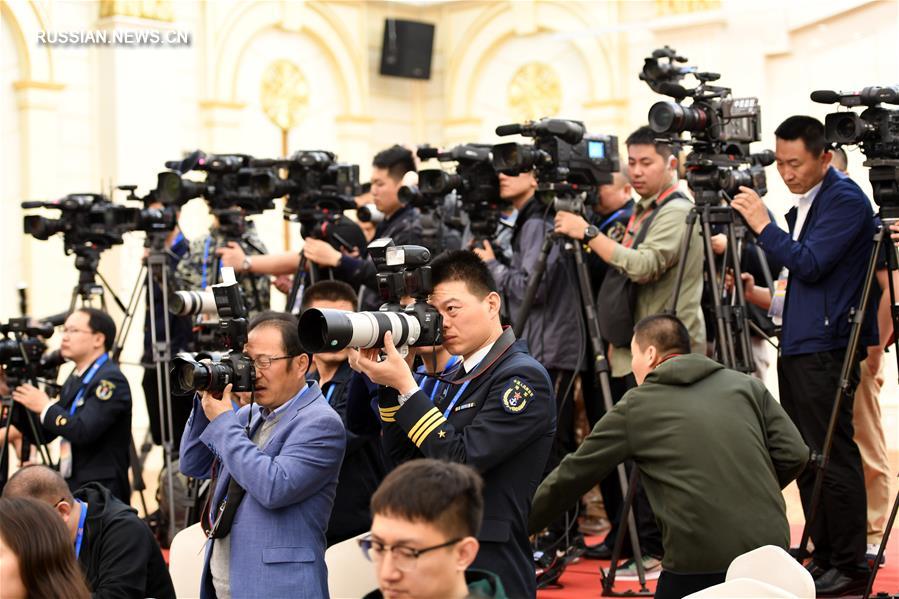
[250,355,295,370]
[62,328,93,336]
[358,536,462,572]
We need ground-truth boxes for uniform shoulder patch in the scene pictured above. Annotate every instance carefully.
[95,379,116,401]
[501,378,534,414]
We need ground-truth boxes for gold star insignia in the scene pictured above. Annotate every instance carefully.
[438,430,446,439]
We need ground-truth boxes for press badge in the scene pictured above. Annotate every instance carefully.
[767,268,789,326]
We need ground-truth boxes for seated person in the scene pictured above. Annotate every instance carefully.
[361,458,505,599]
[3,465,175,599]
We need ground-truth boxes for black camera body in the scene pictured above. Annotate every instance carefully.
[298,238,443,353]
[812,86,899,216]
[640,46,772,205]
[493,119,619,189]
[172,274,255,394]
[0,318,64,389]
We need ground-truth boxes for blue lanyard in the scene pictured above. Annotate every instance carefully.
[417,355,460,404]
[598,207,629,232]
[441,380,471,419]
[201,236,213,289]
[74,499,88,558]
[172,231,185,248]
[69,354,109,416]
[325,384,336,403]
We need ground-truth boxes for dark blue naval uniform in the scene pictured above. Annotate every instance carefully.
[41,356,132,503]
[378,328,556,598]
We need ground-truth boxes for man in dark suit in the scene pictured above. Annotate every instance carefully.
[349,250,556,598]
[180,311,345,599]
[12,308,132,503]
[733,115,879,597]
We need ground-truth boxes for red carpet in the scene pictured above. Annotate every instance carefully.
[538,527,898,598]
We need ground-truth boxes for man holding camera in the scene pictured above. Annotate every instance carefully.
[11,308,132,504]
[179,311,345,599]
[553,127,705,569]
[349,250,556,598]
[303,145,424,309]
[530,314,809,599]
[732,115,878,596]
[300,281,388,546]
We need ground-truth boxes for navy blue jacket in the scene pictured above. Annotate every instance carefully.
[756,167,878,355]
[378,329,556,598]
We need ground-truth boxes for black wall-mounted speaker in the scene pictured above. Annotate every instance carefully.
[379,19,435,80]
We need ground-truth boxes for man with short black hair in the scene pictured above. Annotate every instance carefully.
[733,115,878,595]
[3,464,175,599]
[180,310,346,599]
[300,281,388,545]
[11,308,132,503]
[531,314,809,599]
[349,249,555,598]
[361,459,506,599]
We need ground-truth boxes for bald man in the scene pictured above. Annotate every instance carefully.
[3,465,174,599]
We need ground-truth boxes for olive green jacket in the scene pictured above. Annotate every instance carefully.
[530,354,808,573]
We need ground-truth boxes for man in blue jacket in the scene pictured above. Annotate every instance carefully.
[733,115,878,597]
[180,311,346,599]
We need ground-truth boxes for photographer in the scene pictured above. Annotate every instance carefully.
[732,115,878,595]
[300,281,387,546]
[11,308,132,504]
[348,250,555,599]
[553,127,706,569]
[530,314,809,599]
[303,145,423,309]
[179,310,345,599]
[174,214,271,317]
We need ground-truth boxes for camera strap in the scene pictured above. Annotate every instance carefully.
[622,184,681,249]
[68,353,109,415]
[434,327,517,388]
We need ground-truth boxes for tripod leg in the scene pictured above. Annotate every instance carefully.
[699,214,736,369]
[666,211,697,315]
[797,228,884,560]
[723,224,756,373]
[863,481,899,599]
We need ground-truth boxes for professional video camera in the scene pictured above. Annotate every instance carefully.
[298,238,442,353]
[493,118,619,213]
[640,46,774,204]
[811,86,899,218]
[22,193,177,250]
[401,144,505,239]
[0,319,64,389]
[171,270,255,394]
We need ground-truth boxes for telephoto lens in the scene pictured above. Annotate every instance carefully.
[298,307,442,353]
[648,101,710,134]
[169,290,218,316]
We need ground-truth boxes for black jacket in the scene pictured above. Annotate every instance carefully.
[74,483,175,599]
[378,329,556,598]
[314,362,388,546]
[42,357,132,503]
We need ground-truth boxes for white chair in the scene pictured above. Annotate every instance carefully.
[326,532,379,599]
[725,545,815,599]
[686,577,797,598]
[168,522,208,599]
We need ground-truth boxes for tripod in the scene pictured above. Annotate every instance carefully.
[514,200,652,594]
[667,195,766,373]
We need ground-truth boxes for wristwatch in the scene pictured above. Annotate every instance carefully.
[397,385,420,406]
[583,224,600,242]
[241,255,252,273]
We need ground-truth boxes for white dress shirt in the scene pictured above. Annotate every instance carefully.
[792,180,823,241]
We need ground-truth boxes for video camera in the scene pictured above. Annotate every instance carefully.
[0,318,64,389]
[812,86,899,218]
[401,144,506,239]
[298,238,443,353]
[171,269,255,394]
[493,118,619,213]
[640,46,774,205]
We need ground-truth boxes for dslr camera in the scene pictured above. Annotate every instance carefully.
[298,238,442,353]
[171,270,255,394]
[812,86,899,218]
[0,318,64,390]
[493,118,619,213]
[640,46,774,205]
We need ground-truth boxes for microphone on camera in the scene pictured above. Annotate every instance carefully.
[657,82,689,101]
[495,123,523,137]
[810,90,840,104]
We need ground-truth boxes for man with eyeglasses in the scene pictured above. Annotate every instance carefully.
[3,464,176,599]
[361,459,507,599]
[10,308,133,504]
[180,310,345,599]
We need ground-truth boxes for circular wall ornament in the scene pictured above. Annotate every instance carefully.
[260,59,309,131]
[507,62,562,122]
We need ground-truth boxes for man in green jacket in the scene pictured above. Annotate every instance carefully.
[529,314,809,599]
